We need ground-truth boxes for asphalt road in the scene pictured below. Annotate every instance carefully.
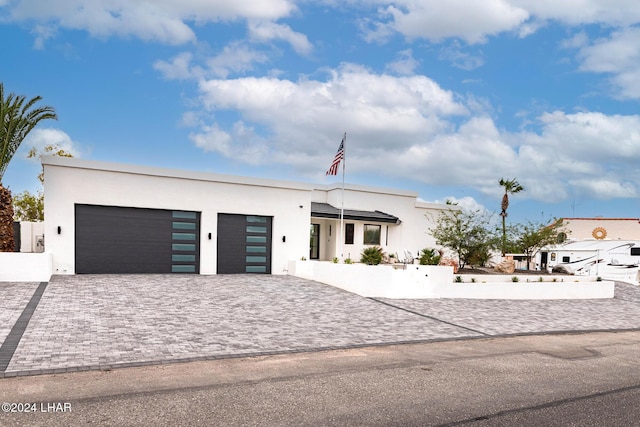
[1,331,640,426]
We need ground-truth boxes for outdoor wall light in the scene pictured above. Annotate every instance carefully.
[282,236,286,243]
[57,226,61,235]
[208,233,212,240]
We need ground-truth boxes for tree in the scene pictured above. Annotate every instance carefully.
[499,177,524,256]
[428,207,495,269]
[13,190,44,222]
[0,83,57,251]
[12,143,73,222]
[514,219,567,270]
[28,142,73,185]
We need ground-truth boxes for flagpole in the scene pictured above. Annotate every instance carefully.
[340,132,346,260]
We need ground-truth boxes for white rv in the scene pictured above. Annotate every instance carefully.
[541,240,640,284]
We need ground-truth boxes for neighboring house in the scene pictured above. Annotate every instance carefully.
[536,217,640,274]
[555,217,640,241]
[42,156,452,275]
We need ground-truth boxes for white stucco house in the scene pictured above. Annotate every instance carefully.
[42,156,451,275]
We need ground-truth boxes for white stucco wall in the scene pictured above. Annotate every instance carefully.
[559,218,640,241]
[0,252,52,281]
[18,221,45,253]
[311,184,453,262]
[43,157,313,275]
[288,261,614,300]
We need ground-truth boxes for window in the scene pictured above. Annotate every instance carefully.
[310,224,320,259]
[562,256,570,263]
[345,223,354,244]
[631,248,640,256]
[363,224,381,245]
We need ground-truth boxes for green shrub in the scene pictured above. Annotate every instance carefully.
[332,257,339,263]
[454,275,463,283]
[344,258,353,264]
[511,276,519,282]
[360,246,383,265]
[419,248,441,265]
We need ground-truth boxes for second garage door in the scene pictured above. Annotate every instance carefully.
[217,214,272,274]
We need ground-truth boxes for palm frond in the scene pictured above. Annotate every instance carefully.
[0,83,58,182]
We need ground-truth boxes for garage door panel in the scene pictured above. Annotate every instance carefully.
[75,205,200,274]
[217,213,272,274]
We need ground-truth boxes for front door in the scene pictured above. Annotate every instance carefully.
[310,224,320,259]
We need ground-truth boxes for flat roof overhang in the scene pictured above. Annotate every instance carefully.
[311,202,401,224]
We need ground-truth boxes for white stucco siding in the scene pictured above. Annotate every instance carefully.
[43,157,312,275]
[560,218,640,241]
[311,185,448,262]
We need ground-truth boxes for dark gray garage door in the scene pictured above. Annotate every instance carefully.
[217,214,272,274]
[75,204,200,274]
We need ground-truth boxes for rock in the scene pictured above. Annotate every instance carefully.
[494,259,516,274]
[552,265,573,274]
[439,258,459,273]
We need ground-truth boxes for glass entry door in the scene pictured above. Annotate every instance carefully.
[310,224,320,259]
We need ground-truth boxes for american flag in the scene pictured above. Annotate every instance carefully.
[325,137,345,175]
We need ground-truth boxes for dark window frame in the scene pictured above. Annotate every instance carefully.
[345,223,354,245]
[363,224,381,245]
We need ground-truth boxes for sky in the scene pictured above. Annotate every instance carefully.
[2,0,640,225]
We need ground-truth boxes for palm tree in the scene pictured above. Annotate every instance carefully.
[499,177,524,256]
[0,83,57,251]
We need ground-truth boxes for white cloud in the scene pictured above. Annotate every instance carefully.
[154,43,271,80]
[515,111,640,200]
[188,64,640,203]
[571,27,640,99]
[433,196,488,213]
[513,0,640,27]
[438,43,485,70]
[189,121,268,165]
[248,21,313,55]
[570,178,637,199]
[560,31,589,50]
[154,52,203,80]
[3,0,297,45]
[23,128,81,158]
[190,64,467,167]
[375,0,529,44]
[31,24,56,49]
[189,124,233,156]
[384,49,419,75]
[206,42,271,78]
[362,1,640,45]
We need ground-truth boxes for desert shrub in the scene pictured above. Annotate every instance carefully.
[419,248,441,265]
[360,246,383,265]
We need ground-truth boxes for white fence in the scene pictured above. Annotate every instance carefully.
[0,252,52,282]
[288,261,615,300]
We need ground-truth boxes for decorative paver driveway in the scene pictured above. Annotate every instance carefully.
[0,283,38,345]
[1,274,640,377]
